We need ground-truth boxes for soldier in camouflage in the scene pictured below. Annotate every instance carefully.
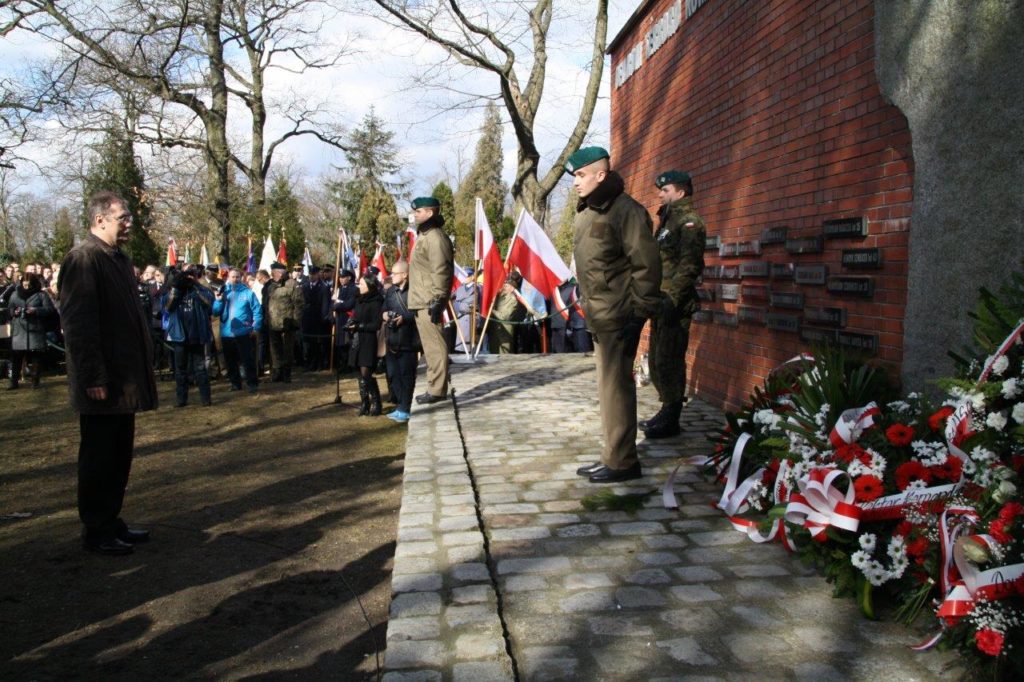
[642,170,706,439]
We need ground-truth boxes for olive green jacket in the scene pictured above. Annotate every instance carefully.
[656,196,706,316]
[266,277,303,332]
[408,215,454,310]
[572,171,663,333]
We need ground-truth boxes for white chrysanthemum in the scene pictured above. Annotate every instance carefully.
[1012,403,1024,424]
[986,412,1008,431]
[887,400,911,413]
[990,355,1009,377]
[961,457,977,476]
[972,446,997,463]
[851,550,869,569]
[907,479,929,490]
[1002,378,1020,399]
[859,533,877,551]
[867,449,887,476]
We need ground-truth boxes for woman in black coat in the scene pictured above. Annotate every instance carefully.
[346,272,384,416]
[8,272,56,388]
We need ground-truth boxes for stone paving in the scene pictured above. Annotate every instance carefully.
[382,354,954,681]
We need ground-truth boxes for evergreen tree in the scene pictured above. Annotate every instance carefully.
[49,207,76,262]
[455,102,507,254]
[355,184,400,258]
[82,127,161,267]
[327,107,406,227]
[267,175,305,265]
[430,181,461,259]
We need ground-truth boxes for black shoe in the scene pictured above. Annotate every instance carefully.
[415,393,449,405]
[83,537,134,555]
[639,406,667,430]
[588,463,643,484]
[576,461,604,476]
[117,527,150,544]
[644,421,681,439]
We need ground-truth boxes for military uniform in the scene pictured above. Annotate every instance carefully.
[408,198,454,401]
[265,268,304,382]
[572,159,662,476]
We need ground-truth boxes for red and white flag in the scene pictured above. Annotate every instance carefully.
[506,209,571,301]
[405,222,417,259]
[277,237,288,265]
[475,198,505,317]
[372,243,389,280]
[452,262,471,293]
[166,238,178,267]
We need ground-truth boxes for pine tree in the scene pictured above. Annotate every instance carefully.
[82,127,161,267]
[49,207,76,262]
[455,103,508,260]
[430,181,461,258]
[267,176,305,265]
[355,184,400,259]
[327,107,406,226]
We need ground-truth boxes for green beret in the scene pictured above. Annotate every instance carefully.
[655,170,691,188]
[564,146,610,174]
[411,196,441,210]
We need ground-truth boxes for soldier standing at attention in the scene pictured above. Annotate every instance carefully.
[642,170,706,439]
[408,196,454,404]
[568,147,663,484]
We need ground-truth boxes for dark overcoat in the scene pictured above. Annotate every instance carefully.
[58,233,158,414]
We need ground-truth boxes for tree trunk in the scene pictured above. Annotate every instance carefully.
[203,0,233,263]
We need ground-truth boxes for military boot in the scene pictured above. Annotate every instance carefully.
[639,404,669,430]
[357,378,370,416]
[367,377,382,416]
[643,401,683,439]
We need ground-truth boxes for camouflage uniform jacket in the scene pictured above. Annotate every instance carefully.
[266,277,304,332]
[572,171,662,334]
[655,196,705,317]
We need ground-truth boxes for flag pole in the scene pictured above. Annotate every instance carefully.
[448,301,472,359]
[474,208,526,358]
[330,227,344,374]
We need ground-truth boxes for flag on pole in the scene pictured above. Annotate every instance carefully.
[246,236,256,273]
[372,243,389,280]
[166,238,178,267]
[475,198,505,317]
[358,248,368,276]
[452,261,470,293]
[341,230,358,272]
[183,242,192,265]
[405,216,417,259]
[258,235,276,272]
[277,237,288,265]
[301,245,313,276]
[506,209,572,302]
[200,243,210,266]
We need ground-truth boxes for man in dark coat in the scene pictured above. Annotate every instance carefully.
[58,191,158,555]
[383,260,419,422]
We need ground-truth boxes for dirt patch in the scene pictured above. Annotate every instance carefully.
[0,370,407,680]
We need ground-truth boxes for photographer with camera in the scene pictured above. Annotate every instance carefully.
[163,264,215,406]
[7,272,56,389]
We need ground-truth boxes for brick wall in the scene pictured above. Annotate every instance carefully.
[610,0,914,410]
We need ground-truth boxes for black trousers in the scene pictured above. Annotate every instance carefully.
[222,334,258,388]
[78,413,135,540]
[385,350,418,413]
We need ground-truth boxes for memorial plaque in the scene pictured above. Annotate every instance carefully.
[737,240,762,256]
[719,242,738,258]
[770,291,805,310]
[702,265,722,279]
[823,216,867,239]
[721,266,740,280]
[766,313,800,333]
[696,287,716,302]
[705,235,721,251]
[738,306,767,324]
[714,311,739,327]
[801,326,838,346]
[770,262,795,280]
[741,284,769,300]
[841,248,882,269]
[795,264,828,285]
[692,310,713,323]
[827,276,875,297]
[740,261,770,278]
[718,283,740,301]
[838,331,878,355]
[785,236,824,254]
[761,226,788,245]
[804,306,847,328]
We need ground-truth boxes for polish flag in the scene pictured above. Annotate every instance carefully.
[358,248,368,276]
[475,198,505,317]
[506,209,571,301]
[166,238,178,267]
[277,237,288,265]
[452,262,470,293]
[372,243,389,280]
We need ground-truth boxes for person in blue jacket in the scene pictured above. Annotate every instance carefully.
[212,267,263,394]
[163,265,215,407]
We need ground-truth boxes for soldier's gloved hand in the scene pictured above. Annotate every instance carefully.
[660,296,681,326]
[428,299,444,324]
[618,316,646,357]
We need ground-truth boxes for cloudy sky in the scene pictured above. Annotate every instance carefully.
[1,1,638,204]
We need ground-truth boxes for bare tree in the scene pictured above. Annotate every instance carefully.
[369,0,608,223]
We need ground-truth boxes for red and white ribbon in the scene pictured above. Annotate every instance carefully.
[714,433,762,515]
[828,402,879,448]
[944,399,974,464]
[726,459,796,550]
[938,505,980,595]
[662,454,717,509]
[977,318,1024,384]
[937,534,1024,621]
[858,481,963,522]
[784,467,861,538]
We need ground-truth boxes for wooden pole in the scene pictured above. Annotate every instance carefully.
[329,228,343,372]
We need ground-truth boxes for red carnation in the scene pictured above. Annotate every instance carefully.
[834,443,865,464]
[931,455,963,481]
[886,424,915,447]
[894,521,915,537]
[906,536,929,558]
[975,629,1004,656]
[929,406,955,432]
[854,475,884,502]
[895,461,933,491]
[989,519,1013,544]
[999,501,1024,523]
[857,451,873,465]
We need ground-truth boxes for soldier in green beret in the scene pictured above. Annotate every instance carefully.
[407,196,454,404]
[568,147,664,483]
[642,170,706,438]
